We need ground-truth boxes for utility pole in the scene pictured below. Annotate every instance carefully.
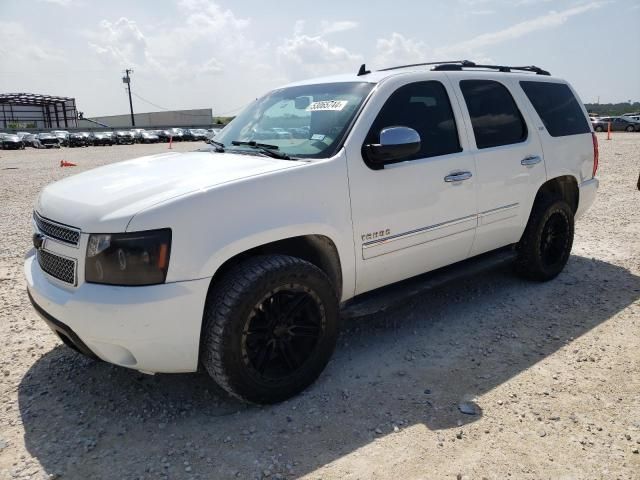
[122,69,135,126]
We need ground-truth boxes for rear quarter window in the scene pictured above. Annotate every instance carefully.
[520,81,590,137]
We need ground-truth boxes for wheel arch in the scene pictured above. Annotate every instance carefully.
[206,234,344,301]
[532,175,579,214]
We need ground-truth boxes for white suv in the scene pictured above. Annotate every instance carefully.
[25,61,599,404]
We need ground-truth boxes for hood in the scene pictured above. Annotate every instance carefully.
[36,151,301,233]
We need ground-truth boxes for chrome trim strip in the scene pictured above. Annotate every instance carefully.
[478,202,519,217]
[362,203,520,251]
[363,214,477,249]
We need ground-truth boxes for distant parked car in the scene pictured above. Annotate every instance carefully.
[34,133,61,148]
[168,128,185,141]
[138,131,160,144]
[188,129,208,141]
[0,133,25,150]
[89,132,113,146]
[602,116,640,132]
[68,133,87,148]
[181,129,195,141]
[130,128,146,142]
[22,134,38,148]
[591,117,608,132]
[156,130,172,142]
[52,130,70,147]
[113,130,135,145]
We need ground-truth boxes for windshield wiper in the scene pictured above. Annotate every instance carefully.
[230,140,293,160]
[206,139,225,152]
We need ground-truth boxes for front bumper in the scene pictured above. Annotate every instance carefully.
[576,177,599,220]
[25,253,211,373]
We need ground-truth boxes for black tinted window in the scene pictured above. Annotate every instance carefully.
[365,81,461,163]
[460,80,527,149]
[520,81,590,137]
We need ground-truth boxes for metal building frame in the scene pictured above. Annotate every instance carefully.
[0,93,78,129]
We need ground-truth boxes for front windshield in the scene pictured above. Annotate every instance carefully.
[215,82,374,159]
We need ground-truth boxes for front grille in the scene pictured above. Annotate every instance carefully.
[37,250,76,285]
[33,212,80,246]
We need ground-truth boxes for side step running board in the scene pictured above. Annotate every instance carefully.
[340,246,517,319]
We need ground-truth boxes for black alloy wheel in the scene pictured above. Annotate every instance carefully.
[242,286,325,381]
[539,211,570,269]
[201,255,339,404]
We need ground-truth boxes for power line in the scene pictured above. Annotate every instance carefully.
[132,91,253,117]
[131,92,171,111]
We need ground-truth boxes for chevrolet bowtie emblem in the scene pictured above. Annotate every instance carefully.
[32,233,45,250]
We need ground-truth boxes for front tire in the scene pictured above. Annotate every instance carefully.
[626,125,635,132]
[201,255,339,404]
[515,199,574,281]
[595,125,603,132]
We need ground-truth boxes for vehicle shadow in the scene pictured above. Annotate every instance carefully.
[18,255,640,479]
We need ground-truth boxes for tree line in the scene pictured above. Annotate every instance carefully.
[585,102,640,116]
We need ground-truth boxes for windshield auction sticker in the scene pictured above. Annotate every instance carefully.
[306,100,348,112]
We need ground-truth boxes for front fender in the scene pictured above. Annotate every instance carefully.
[127,151,356,300]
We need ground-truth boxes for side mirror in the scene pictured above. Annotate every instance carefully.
[364,126,421,166]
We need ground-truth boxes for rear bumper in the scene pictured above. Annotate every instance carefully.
[576,177,598,220]
[25,253,211,373]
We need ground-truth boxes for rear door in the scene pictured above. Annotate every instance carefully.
[452,76,546,256]
[518,80,594,184]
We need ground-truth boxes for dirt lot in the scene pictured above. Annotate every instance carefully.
[0,136,638,480]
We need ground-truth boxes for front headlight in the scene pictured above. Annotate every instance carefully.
[85,229,171,286]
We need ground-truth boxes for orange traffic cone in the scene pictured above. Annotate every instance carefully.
[60,160,77,167]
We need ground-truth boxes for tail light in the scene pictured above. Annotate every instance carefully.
[591,132,599,178]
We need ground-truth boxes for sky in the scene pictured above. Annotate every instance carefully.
[0,0,638,117]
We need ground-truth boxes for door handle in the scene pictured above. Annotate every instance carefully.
[444,171,472,182]
[521,155,542,166]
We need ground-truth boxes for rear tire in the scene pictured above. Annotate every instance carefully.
[201,255,339,404]
[595,125,603,132]
[515,199,574,281]
[626,125,635,132]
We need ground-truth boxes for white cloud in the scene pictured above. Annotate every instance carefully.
[86,1,254,81]
[319,20,359,35]
[374,2,604,67]
[38,0,75,6]
[439,2,604,56]
[373,33,430,69]
[89,18,148,66]
[277,21,362,78]
[278,34,362,77]
[0,21,65,64]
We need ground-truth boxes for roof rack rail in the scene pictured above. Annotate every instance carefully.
[370,60,550,76]
[377,60,473,72]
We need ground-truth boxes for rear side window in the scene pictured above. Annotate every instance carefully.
[365,81,461,163]
[460,80,527,149]
[520,81,590,137]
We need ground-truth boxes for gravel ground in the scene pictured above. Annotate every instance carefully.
[0,135,639,480]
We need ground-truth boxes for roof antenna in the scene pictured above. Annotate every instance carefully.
[357,64,371,76]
